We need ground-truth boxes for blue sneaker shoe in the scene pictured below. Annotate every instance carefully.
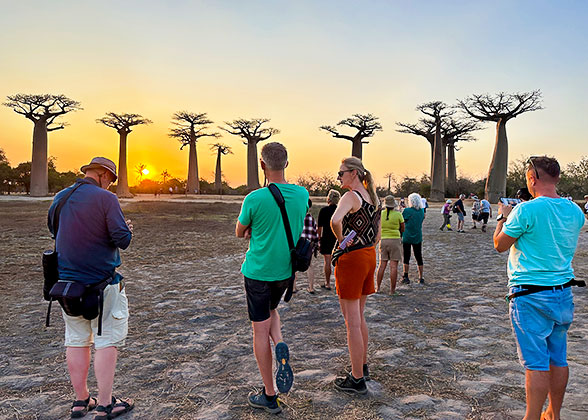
[275,341,293,393]
[248,387,282,414]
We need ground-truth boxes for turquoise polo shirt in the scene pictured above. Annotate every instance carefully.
[502,196,585,287]
[238,184,309,281]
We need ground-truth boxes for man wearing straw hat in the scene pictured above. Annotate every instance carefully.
[47,157,134,419]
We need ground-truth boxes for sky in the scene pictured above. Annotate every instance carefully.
[1,0,587,188]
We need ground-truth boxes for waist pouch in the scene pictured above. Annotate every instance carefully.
[47,276,113,335]
[506,279,586,302]
[331,242,373,267]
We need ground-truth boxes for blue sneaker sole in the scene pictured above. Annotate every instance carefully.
[275,342,293,393]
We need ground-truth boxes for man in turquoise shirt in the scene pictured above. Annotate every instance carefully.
[236,142,308,414]
[493,156,585,420]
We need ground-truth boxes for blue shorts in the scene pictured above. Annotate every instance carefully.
[457,213,465,221]
[509,286,574,371]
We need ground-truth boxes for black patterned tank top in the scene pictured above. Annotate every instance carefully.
[342,191,380,246]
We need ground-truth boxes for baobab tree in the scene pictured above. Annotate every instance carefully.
[96,112,152,197]
[457,90,543,202]
[320,114,382,160]
[416,102,454,201]
[169,112,219,195]
[443,119,481,193]
[210,143,233,194]
[3,94,81,196]
[219,118,279,191]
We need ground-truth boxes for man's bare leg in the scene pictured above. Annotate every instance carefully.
[95,347,117,407]
[524,370,550,420]
[66,346,92,413]
[323,255,332,287]
[541,366,569,420]
[252,317,277,396]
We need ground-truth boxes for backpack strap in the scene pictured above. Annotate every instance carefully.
[267,184,296,302]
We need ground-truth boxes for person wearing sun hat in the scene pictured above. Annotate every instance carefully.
[47,156,135,419]
[375,195,404,294]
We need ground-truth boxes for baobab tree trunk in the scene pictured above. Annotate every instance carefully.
[186,139,199,194]
[30,119,49,196]
[485,119,508,203]
[430,122,445,201]
[447,144,457,195]
[351,139,363,160]
[215,149,222,194]
[247,141,261,191]
[116,131,133,198]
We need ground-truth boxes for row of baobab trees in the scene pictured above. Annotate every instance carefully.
[3,90,542,202]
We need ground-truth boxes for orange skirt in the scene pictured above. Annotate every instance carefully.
[334,246,376,299]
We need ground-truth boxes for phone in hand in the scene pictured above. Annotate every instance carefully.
[340,230,356,249]
[500,198,522,206]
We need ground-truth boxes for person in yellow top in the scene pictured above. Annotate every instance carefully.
[375,195,405,295]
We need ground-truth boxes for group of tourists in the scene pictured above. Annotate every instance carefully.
[46,146,585,419]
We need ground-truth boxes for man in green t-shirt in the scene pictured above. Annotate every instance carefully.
[236,142,308,414]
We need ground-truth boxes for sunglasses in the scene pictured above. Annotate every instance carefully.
[337,169,353,177]
[526,156,540,179]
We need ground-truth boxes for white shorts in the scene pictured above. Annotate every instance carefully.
[62,282,129,349]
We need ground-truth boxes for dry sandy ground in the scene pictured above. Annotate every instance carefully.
[0,198,587,420]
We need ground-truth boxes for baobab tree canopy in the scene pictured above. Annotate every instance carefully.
[320,113,382,160]
[458,90,543,202]
[219,118,279,191]
[169,111,219,194]
[3,94,82,196]
[97,112,152,198]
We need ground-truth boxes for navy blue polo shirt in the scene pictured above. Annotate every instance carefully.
[48,178,132,285]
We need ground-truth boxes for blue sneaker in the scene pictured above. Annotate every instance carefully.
[248,387,282,414]
[275,342,293,393]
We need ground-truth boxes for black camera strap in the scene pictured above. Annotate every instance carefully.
[46,181,85,327]
[268,183,296,302]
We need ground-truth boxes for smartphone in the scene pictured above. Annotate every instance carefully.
[500,198,522,206]
[339,230,357,249]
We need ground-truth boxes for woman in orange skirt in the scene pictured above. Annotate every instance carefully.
[330,156,380,395]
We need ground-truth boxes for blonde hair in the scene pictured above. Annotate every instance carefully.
[327,189,341,205]
[341,156,378,206]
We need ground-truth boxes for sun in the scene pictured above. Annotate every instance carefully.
[142,168,149,176]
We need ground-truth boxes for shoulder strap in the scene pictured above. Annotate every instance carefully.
[50,182,85,239]
[268,184,295,251]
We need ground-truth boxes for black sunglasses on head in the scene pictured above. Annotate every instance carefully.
[526,156,540,179]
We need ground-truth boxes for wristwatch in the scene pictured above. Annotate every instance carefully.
[496,213,506,222]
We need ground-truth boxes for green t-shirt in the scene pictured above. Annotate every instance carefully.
[401,207,424,244]
[238,183,309,281]
[380,209,404,239]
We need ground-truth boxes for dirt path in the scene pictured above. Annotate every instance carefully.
[0,200,586,419]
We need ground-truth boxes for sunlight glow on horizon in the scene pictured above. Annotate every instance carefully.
[1,1,587,189]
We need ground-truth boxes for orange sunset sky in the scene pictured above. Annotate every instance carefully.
[1,1,586,188]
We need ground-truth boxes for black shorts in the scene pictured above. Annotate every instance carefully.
[320,238,336,255]
[479,212,489,224]
[244,276,291,322]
